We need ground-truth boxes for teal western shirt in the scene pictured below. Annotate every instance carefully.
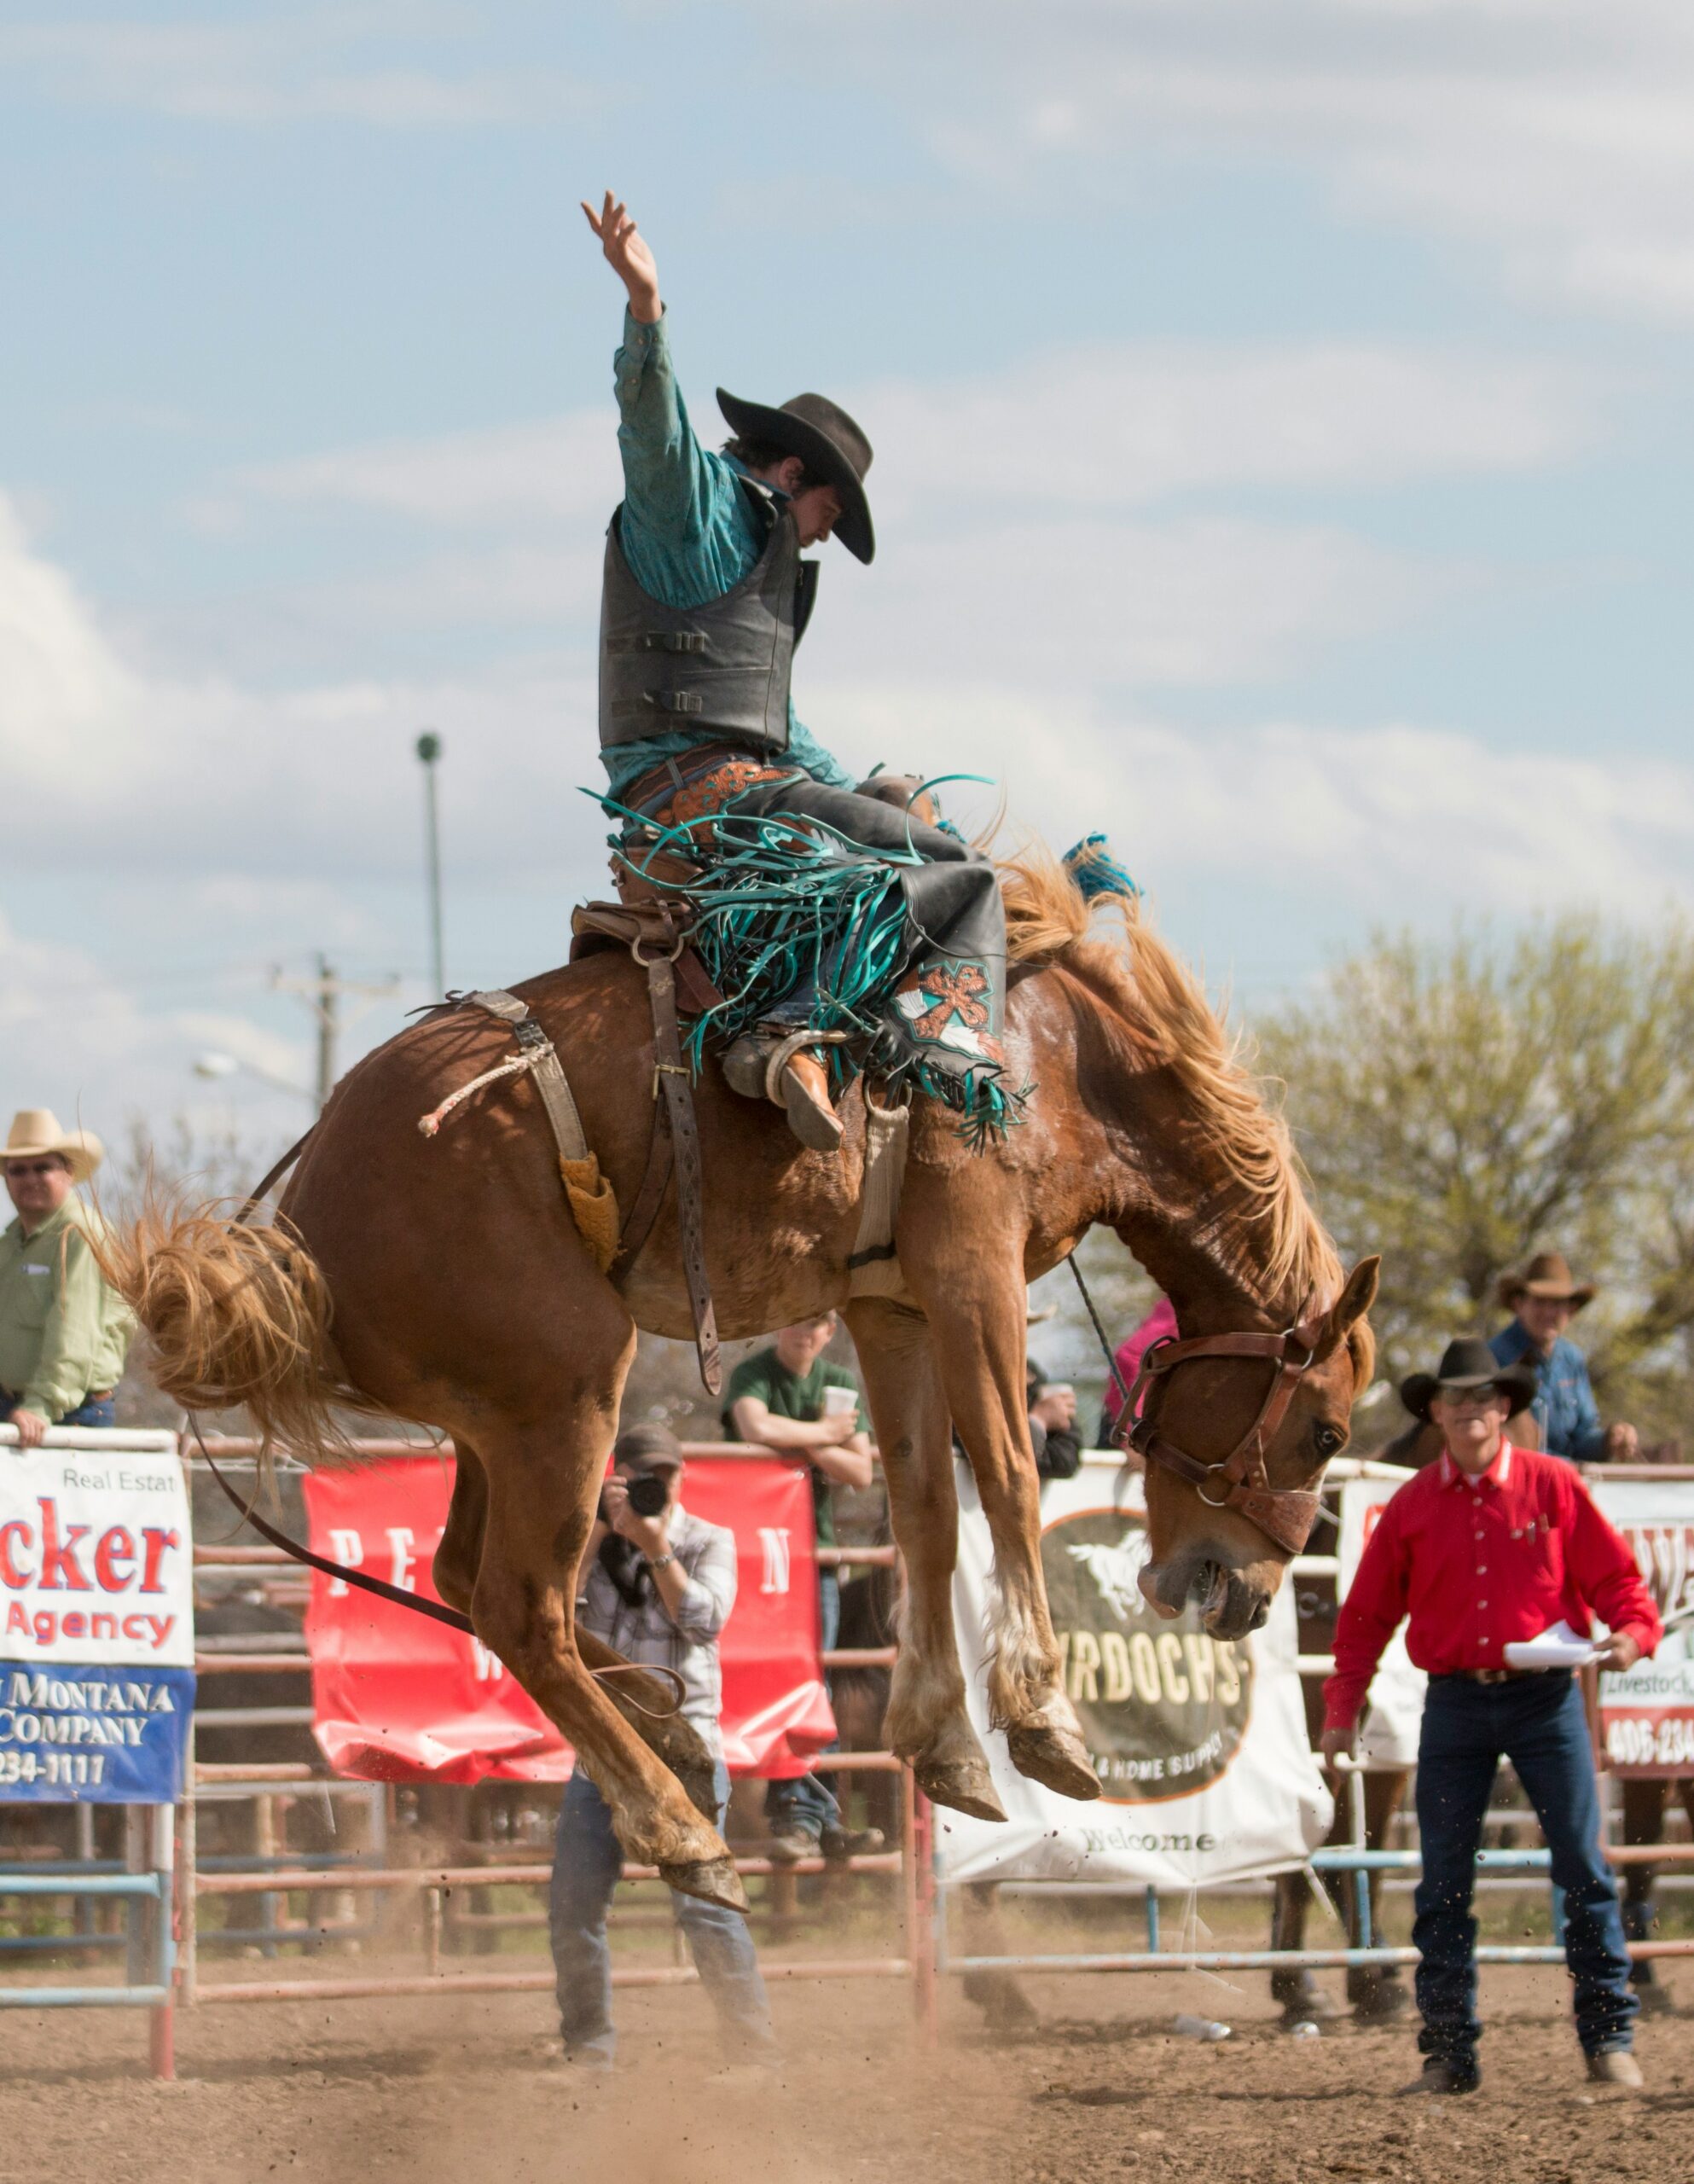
[600,307,857,804]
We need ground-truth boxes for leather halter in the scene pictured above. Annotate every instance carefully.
[1116,1306,1331,1556]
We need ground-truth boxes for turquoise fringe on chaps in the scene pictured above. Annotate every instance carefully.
[612,772,1024,1145]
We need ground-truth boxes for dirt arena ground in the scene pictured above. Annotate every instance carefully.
[1,1959,1688,2184]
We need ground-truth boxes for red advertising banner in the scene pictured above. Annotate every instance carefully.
[302,1456,836,1785]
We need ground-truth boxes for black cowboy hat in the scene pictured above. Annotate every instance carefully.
[1400,1337,1540,1423]
[716,388,874,565]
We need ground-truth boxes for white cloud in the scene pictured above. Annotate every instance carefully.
[822,514,1449,688]
[0,487,604,881]
[873,343,1589,512]
[221,338,1591,537]
[806,0,1694,322]
[5,478,1692,1126]
[0,906,310,1145]
[818,683,1694,929]
[0,18,583,127]
[234,414,621,526]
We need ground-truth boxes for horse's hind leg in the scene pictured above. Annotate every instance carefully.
[466,1353,742,1912]
[845,1296,1005,1822]
[437,1438,718,1824]
[915,1266,1099,1803]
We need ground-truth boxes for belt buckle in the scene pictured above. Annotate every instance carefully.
[1474,1668,1510,1685]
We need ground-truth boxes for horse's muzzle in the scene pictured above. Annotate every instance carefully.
[1139,1550,1271,1640]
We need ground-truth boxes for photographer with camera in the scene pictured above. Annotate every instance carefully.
[548,1422,776,2074]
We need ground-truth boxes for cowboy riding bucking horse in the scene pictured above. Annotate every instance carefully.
[101,188,1380,1921]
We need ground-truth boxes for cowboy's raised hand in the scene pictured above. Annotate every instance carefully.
[581,191,661,322]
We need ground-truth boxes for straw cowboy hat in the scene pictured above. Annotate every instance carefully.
[716,388,875,564]
[1401,1337,1540,1423]
[1495,1250,1596,1314]
[3,1108,104,1185]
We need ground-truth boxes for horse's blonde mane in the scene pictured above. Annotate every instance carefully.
[1001,845,1343,1312]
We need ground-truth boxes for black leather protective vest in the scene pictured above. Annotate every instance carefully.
[598,484,819,753]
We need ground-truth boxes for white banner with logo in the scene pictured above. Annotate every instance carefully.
[937,1458,1333,1887]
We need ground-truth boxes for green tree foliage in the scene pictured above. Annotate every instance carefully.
[1256,916,1694,1444]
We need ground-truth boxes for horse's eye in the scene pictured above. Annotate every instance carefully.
[1314,1423,1345,1458]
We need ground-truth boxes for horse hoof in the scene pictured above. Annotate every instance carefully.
[1006,1721,1101,1802]
[659,1855,748,1914]
[914,1756,1007,1824]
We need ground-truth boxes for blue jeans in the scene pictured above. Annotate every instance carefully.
[1413,1672,1635,2064]
[548,1757,774,2066]
[0,1394,113,1430]
[765,1570,840,1838]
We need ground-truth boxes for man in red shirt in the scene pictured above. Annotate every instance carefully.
[1322,1338,1661,2096]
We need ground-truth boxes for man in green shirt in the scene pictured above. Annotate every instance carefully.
[1,1109,134,1447]
[724,1313,881,1862]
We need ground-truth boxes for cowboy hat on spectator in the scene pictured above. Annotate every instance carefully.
[1401,1337,1540,1423]
[1496,1251,1596,1314]
[3,1109,104,1186]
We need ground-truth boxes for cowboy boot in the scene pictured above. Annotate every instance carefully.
[721,1032,843,1153]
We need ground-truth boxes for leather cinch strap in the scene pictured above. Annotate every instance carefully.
[640,942,721,1396]
[458,988,591,1160]
[569,903,723,1397]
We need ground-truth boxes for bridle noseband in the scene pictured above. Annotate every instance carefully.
[1114,1306,1331,1556]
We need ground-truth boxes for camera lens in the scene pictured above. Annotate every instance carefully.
[625,1473,670,1518]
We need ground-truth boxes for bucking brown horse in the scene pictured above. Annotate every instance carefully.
[107,851,1378,1913]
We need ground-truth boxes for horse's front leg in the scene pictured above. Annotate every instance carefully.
[465,1314,741,1912]
[845,1296,1005,1822]
[438,1439,719,1825]
[917,1264,1099,1803]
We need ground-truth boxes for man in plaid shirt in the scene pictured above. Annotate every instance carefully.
[549,1422,774,2071]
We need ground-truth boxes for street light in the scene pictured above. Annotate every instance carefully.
[416,730,445,1001]
[193,1052,316,1106]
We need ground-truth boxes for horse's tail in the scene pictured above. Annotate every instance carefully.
[96,1200,351,1456]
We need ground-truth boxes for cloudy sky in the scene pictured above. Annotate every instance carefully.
[4,0,1693,1144]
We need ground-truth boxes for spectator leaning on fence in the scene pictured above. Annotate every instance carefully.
[1488,1251,1638,1463]
[1321,1337,1661,2098]
[549,1420,776,2072]
[724,1313,883,1865]
[0,1109,134,1449]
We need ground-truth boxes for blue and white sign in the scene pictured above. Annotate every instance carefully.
[1,1443,194,1800]
[0,1664,194,1802]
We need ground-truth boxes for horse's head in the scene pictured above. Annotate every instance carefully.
[1137,1257,1379,1640]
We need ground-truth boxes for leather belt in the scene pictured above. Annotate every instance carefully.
[1,1387,111,1408]
[1436,1667,1562,1685]
[619,742,791,817]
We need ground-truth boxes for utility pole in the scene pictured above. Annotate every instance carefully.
[416,730,445,1001]
[272,956,400,1110]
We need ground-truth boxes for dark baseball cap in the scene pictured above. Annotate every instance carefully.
[612,1422,684,1476]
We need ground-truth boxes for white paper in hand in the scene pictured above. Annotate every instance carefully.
[1503,1619,1598,1669]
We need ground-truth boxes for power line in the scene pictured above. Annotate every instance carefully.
[270,956,400,1109]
